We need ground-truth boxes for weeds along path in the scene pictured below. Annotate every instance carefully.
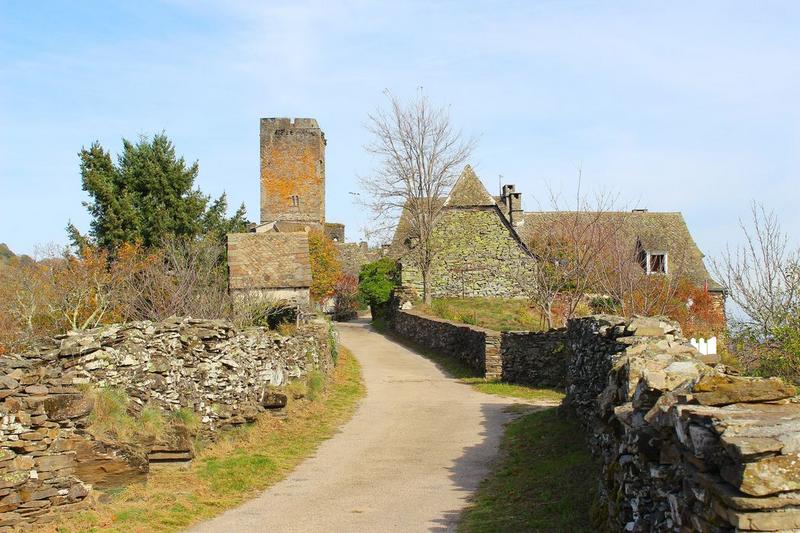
[188,318,548,533]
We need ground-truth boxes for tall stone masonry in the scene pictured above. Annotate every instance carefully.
[260,118,326,225]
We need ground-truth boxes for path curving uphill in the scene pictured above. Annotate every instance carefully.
[189,319,540,532]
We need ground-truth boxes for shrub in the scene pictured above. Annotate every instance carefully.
[308,229,342,304]
[333,274,359,321]
[230,295,296,329]
[118,235,231,322]
[665,280,726,339]
[358,258,399,319]
[589,296,619,314]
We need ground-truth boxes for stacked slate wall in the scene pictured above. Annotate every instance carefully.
[0,317,331,529]
[564,315,800,532]
[391,308,569,384]
[392,309,501,379]
[500,328,569,388]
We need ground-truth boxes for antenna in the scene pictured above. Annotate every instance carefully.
[498,175,503,195]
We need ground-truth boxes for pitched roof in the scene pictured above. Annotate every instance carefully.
[387,197,445,257]
[443,165,497,207]
[519,211,722,291]
[227,232,312,290]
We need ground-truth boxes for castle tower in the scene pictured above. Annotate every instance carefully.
[260,118,326,225]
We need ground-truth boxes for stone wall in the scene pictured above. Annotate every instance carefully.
[563,315,800,532]
[0,354,93,529]
[500,329,569,388]
[336,242,382,277]
[0,317,331,528]
[400,208,533,298]
[390,307,575,386]
[391,309,501,379]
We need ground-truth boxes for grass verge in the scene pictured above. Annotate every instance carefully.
[48,346,364,533]
[416,297,545,332]
[459,407,598,532]
[377,326,564,403]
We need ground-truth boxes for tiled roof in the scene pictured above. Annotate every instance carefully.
[227,232,312,290]
[519,211,722,291]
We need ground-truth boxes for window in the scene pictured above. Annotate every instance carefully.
[290,195,300,207]
[647,252,667,274]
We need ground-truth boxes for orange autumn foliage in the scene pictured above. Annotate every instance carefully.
[307,229,342,304]
[0,243,156,353]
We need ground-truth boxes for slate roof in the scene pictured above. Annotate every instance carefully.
[385,165,719,292]
[443,165,498,207]
[227,232,312,290]
[518,211,722,291]
[388,166,529,258]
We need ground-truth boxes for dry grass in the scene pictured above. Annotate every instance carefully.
[417,297,545,332]
[46,347,364,533]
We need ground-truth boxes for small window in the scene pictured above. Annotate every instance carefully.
[648,253,667,274]
[290,195,300,207]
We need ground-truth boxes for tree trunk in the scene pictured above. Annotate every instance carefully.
[422,266,433,304]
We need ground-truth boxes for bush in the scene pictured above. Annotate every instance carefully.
[589,296,619,314]
[359,258,400,319]
[231,296,297,329]
[731,316,800,384]
[118,235,232,322]
[333,275,359,321]
[308,229,342,305]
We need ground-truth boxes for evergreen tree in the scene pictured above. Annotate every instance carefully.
[68,133,248,250]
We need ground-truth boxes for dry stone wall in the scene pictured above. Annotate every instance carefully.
[0,317,331,529]
[391,309,502,379]
[50,316,331,431]
[564,315,800,532]
[500,329,569,388]
[391,308,570,385]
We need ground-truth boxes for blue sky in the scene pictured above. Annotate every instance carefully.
[2,1,799,262]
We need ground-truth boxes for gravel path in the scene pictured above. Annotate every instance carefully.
[188,319,534,533]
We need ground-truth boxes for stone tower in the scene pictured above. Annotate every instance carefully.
[260,118,326,225]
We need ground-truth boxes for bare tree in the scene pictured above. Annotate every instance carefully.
[596,233,688,317]
[712,203,800,336]
[517,179,623,328]
[360,90,474,304]
[120,235,231,321]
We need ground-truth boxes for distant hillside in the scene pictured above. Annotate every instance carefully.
[0,243,33,265]
[0,243,14,261]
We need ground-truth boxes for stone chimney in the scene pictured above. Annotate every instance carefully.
[501,184,523,227]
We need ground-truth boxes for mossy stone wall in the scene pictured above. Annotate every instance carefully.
[401,208,533,298]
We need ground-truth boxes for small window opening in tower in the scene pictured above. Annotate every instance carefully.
[290,195,300,207]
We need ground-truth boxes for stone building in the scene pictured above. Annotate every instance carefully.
[390,165,723,303]
[389,166,534,298]
[227,118,379,307]
[227,232,312,307]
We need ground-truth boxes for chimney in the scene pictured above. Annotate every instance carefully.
[509,192,523,226]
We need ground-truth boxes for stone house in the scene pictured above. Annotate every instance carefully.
[389,166,534,298]
[389,165,723,304]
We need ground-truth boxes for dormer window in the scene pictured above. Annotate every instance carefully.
[645,252,667,274]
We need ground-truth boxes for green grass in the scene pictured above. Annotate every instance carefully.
[51,347,365,533]
[417,297,545,332]
[459,408,599,533]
